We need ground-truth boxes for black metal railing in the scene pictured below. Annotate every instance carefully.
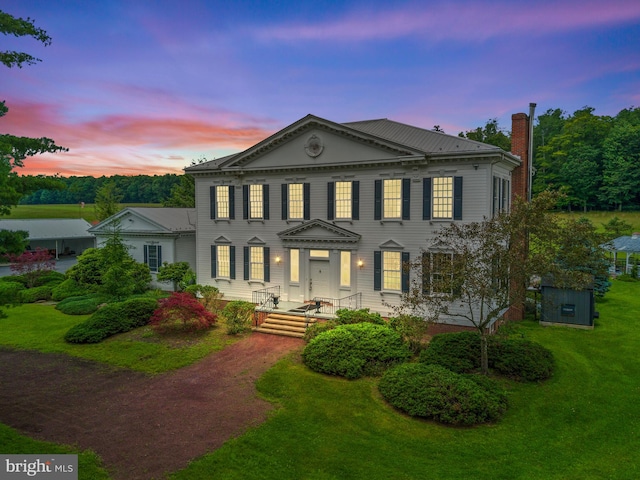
[310,292,362,316]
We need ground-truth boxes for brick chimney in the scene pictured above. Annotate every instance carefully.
[510,112,530,202]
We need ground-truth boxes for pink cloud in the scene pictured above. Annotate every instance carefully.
[254,0,640,43]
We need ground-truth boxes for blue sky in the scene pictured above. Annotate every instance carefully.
[3,0,639,176]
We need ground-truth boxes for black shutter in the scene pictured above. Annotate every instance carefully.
[230,246,236,279]
[211,245,217,278]
[281,184,288,220]
[157,246,162,267]
[422,252,430,294]
[402,178,410,220]
[210,186,216,220]
[263,185,270,219]
[144,245,148,265]
[303,183,310,220]
[327,182,334,220]
[229,185,235,219]
[401,251,410,293]
[352,181,360,220]
[264,247,270,282]
[243,246,249,280]
[453,176,463,220]
[374,180,382,220]
[243,185,249,220]
[423,178,432,220]
[374,251,382,291]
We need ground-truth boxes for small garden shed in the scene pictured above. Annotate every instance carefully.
[539,278,596,329]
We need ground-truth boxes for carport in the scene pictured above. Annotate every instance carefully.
[0,219,96,259]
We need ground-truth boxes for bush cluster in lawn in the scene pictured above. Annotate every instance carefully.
[19,285,53,303]
[150,292,216,333]
[56,294,110,315]
[52,278,92,301]
[221,300,254,335]
[64,297,158,344]
[379,363,508,426]
[302,323,411,379]
[32,270,65,287]
[303,320,337,342]
[302,308,385,342]
[0,281,26,305]
[420,332,554,382]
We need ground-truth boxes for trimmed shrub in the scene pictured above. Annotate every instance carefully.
[420,331,481,373]
[379,363,508,425]
[491,339,555,382]
[221,300,254,335]
[388,314,430,354]
[185,284,224,314]
[19,285,53,303]
[56,294,108,315]
[0,275,28,286]
[334,308,385,325]
[302,323,411,379]
[420,331,555,382]
[0,281,26,305]
[52,278,92,301]
[64,298,157,344]
[33,270,66,287]
[303,320,337,342]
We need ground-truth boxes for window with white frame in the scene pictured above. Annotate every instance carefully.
[288,183,304,219]
[216,185,230,219]
[383,179,402,219]
[144,245,162,273]
[217,245,231,278]
[423,252,457,294]
[492,177,510,216]
[249,184,263,219]
[250,246,264,281]
[340,251,351,287]
[335,181,352,219]
[383,251,401,290]
[290,249,299,283]
[432,177,453,219]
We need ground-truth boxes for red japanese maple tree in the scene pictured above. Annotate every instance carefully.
[150,292,217,332]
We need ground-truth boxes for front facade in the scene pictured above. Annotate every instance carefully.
[187,114,524,325]
[89,207,196,289]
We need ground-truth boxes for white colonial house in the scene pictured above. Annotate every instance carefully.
[186,113,532,328]
[88,207,196,288]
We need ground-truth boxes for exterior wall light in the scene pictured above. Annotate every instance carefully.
[357,259,364,269]
[275,256,281,265]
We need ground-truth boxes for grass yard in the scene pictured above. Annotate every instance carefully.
[557,210,640,232]
[0,304,243,374]
[6,203,161,223]
[1,280,639,479]
[171,279,640,480]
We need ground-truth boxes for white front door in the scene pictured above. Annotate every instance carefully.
[309,259,331,300]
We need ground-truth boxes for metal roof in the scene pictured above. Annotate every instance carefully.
[344,118,503,155]
[88,208,196,233]
[606,234,640,253]
[0,219,94,240]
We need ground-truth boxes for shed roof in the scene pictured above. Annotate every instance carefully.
[0,219,94,240]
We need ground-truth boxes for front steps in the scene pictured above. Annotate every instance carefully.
[254,312,318,338]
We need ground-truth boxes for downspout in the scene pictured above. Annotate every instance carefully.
[528,102,536,202]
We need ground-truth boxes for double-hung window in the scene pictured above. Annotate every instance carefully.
[423,176,463,220]
[243,246,270,282]
[210,185,235,220]
[211,244,236,279]
[492,177,510,216]
[281,183,310,220]
[327,181,360,220]
[422,252,458,295]
[243,184,270,220]
[144,245,162,273]
[374,250,410,292]
[374,178,410,220]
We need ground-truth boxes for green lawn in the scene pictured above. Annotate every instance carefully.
[557,210,640,232]
[0,304,243,374]
[6,203,161,223]
[1,281,639,479]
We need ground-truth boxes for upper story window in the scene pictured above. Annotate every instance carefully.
[210,185,235,220]
[328,181,360,220]
[374,178,410,220]
[243,184,269,220]
[281,183,310,220]
[423,176,463,221]
[492,177,510,216]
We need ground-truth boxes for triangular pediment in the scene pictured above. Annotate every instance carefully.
[214,235,232,244]
[278,219,361,244]
[247,236,266,245]
[89,208,172,235]
[378,239,405,249]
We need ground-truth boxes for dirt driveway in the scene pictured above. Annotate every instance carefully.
[0,333,303,480]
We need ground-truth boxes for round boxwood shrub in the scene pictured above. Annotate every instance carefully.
[221,300,254,334]
[334,308,385,325]
[490,338,554,382]
[379,363,508,425]
[33,270,66,287]
[19,285,53,303]
[420,332,554,382]
[302,323,411,379]
[0,281,26,305]
[420,331,481,373]
[56,294,107,315]
[120,297,158,328]
[52,278,93,301]
[303,320,336,342]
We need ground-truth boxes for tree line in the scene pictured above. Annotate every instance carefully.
[460,106,640,212]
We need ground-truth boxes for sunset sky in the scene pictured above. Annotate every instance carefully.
[3,0,640,177]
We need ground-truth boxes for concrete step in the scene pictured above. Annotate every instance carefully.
[267,312,317,323]
[253,327,305,338]
[260,322,306,333]
[264,318,316,328]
